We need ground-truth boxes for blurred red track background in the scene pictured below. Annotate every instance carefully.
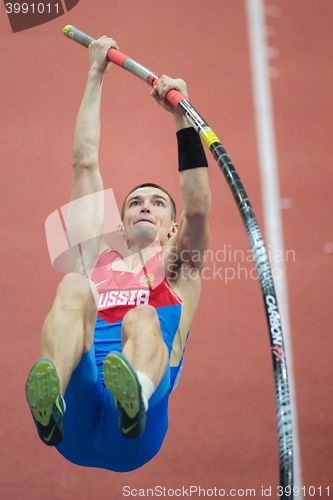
[1,0,332,498]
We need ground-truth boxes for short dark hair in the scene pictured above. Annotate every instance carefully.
[121,183,177,221]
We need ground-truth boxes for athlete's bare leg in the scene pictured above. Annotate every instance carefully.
[41,273,98,394]
[121,305,169,387]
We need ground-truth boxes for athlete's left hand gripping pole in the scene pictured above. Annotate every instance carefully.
[63,25,184,109]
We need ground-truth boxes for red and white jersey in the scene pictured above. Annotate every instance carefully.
[91,248,182,323]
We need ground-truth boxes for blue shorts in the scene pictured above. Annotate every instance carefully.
[55,311,182,472]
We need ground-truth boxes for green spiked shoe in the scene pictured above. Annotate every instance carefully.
[25,358,64,446]
[103,352,146,439]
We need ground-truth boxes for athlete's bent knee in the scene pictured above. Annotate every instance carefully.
[122,306,162,346]
[56,273,96,311]
[122,305,159,329]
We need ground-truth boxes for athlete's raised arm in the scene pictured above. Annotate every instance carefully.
[151,76,211,274]
[67,36,119,275]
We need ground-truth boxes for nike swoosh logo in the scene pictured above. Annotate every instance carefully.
[122,422,138,435]
[95,279,108,287]
[44,425,56,443]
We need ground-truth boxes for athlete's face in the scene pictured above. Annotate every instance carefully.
[121,187,178,248]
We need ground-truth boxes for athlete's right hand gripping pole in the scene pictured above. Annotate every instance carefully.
[63,25,294,499]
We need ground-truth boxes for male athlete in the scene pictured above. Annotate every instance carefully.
[26,36,211,471]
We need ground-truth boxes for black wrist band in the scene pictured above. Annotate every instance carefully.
[177,127,208,171]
